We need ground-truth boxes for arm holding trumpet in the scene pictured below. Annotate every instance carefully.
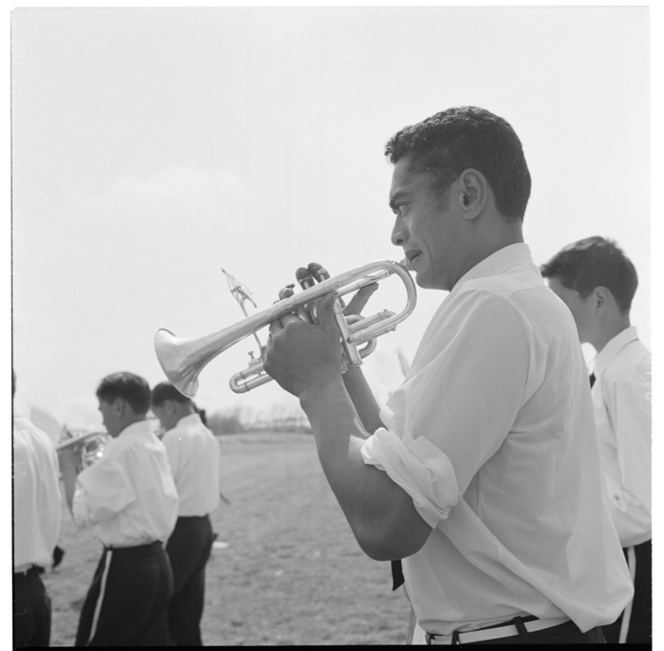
[57,430,108,513]
[57,439,85,514]
[264,284,433,562]
[338,288,389,437]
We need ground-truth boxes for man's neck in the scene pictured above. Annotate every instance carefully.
[591,316,632,354]
[476,216,524,257]
[457,220,525,283]
[174,405,197,427]
[115,414,147,437]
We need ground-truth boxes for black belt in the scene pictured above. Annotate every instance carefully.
[426,615,574,645]
[104,540,162,552]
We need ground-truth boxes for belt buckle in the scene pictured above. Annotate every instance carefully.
[425,631,458,645]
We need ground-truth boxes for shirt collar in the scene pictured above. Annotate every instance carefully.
[453,243,536,291]
[594,326,639,375]
[176,413,202,428]
[119,419,154,438]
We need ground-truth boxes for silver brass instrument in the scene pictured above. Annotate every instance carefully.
[57,430,109,468]
[154,259,417,397]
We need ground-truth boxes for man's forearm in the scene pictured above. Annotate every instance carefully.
[299,376,431,561]
[60,464,78,514]
[342,366,384,435]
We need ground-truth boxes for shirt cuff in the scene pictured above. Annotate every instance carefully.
[360,427,460,529]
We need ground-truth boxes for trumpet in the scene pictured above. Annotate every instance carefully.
[155,259,417,397]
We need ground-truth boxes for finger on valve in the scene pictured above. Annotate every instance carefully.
[296,267,317,323]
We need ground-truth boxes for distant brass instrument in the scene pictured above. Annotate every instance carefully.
[57,431,109,468]
[154,259,417,397]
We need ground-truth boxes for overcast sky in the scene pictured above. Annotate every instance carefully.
[8,6,652,431]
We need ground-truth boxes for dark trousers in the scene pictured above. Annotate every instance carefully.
[603,539,652,644]
[13,567,51,648]
[165,515,215,646]
[75,540,173,647]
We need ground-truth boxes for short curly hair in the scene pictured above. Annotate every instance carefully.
[96,372,151,415]
[385,106,531,221]
[540,236,638,313]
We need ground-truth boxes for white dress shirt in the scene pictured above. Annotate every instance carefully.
[361,243,633,635]
[592,327,651,547]
[72,420,178,547]
[162,413,221,517]
[13,416,62,572]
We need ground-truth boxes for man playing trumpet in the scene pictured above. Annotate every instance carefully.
[263,107,633,644]
[58,372,178,646]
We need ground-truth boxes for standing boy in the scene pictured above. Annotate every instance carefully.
[542,236,651,643]
[59,372,179,646]
[151,382,222,646]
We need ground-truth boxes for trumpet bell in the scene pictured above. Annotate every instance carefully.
[155,315,261,398]
[154,329,202,399]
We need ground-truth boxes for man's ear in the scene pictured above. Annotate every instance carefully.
[457,169,487,220]
[592,286,613,312]
[113,398,126,417]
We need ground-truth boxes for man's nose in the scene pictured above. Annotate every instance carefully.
[391,218,407,247]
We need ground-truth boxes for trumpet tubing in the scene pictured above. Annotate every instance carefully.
[154,259,417,397]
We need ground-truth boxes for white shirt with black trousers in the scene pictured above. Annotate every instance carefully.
[71,420,179,646]
[361,244,634,644]
[592,326,652,644]
[162,412,222,646]
[13,415,62,648]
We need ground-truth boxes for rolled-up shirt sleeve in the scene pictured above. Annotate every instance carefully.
[361,428,459,528]
[361,289,531,528]
[73,457,136,527]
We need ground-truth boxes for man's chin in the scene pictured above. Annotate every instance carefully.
[414,270,434,289]
[415,273,448,292]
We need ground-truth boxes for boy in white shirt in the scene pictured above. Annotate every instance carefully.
[13,370,62,648]
[542,236,651,644]
[151,382,223,646]
[59,372,179,646]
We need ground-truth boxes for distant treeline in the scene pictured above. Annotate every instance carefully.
[206,410,312,436]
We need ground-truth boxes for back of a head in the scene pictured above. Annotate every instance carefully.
[151,381,191,408]
[96,372,151,415]
[540,236,638,313]
[384,106,532,221]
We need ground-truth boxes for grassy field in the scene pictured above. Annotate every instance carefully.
[43,432,413,646]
